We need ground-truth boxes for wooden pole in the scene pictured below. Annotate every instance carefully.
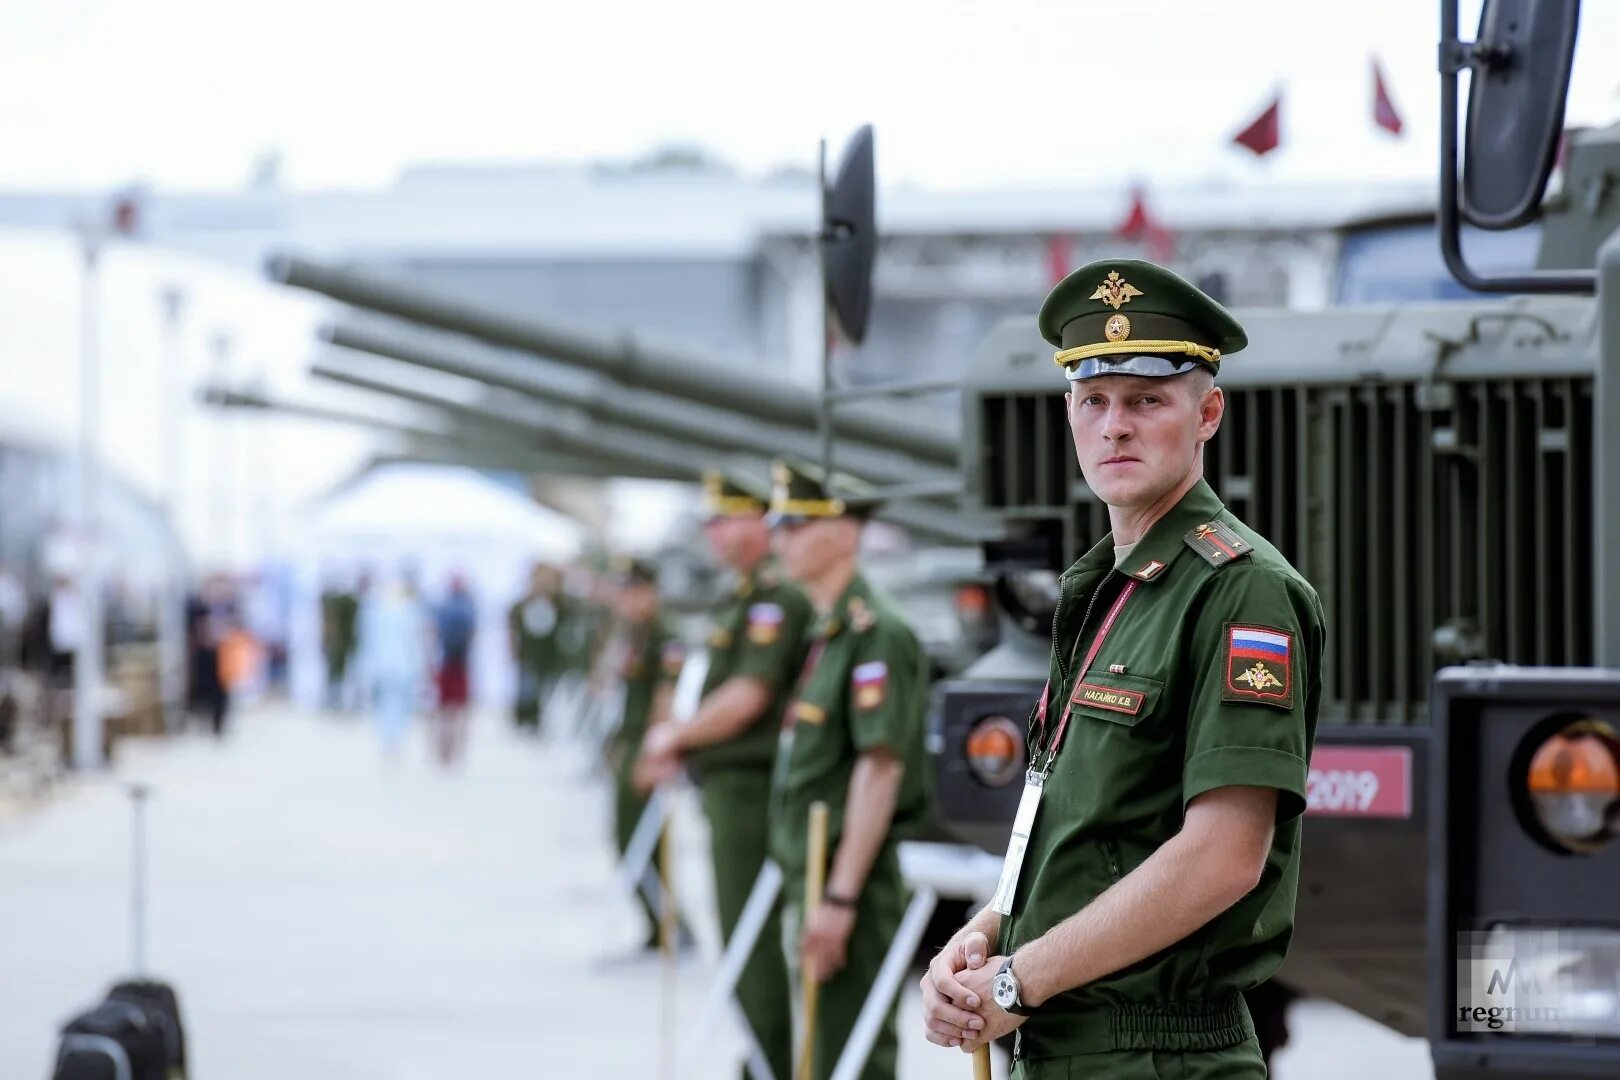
[973,1044,992,1080]
[658,815,677,1080]
[797,801,830,1080]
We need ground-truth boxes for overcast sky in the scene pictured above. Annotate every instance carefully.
[3,0,1618,195]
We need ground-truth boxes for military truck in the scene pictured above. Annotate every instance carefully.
[932,3,1620,1076]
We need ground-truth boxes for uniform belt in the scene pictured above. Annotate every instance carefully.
[1017,993,1254,1057]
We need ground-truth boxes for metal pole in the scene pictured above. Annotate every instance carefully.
[817,138,836,483]
[72,229,105,770]
[208,332,233,570]
[128,782,150,974]
[159,287,187,731]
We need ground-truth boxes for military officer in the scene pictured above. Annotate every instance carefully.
[768,459,930,1080]
[635,471,812,1080]
[920,260,1325,1078]
[605,556,686,948]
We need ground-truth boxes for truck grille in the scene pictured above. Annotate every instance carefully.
[976,377,1595,725]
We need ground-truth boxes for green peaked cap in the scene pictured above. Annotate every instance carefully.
[766,458,880,525]
[1039,259,1247,381]
[702,470,770,517]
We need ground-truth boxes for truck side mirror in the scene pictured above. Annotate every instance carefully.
[822,124,877,346]
[1462,0,1580,230]
[1438,0,1592,293]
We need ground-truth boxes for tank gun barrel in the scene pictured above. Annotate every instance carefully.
[267,254,958,466]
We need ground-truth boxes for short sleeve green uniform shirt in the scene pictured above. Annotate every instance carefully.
[688,558,814,774]
[768,574,930,881]
[999,479,1325,1059]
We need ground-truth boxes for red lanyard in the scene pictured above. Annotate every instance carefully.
[1031,579,1137,773]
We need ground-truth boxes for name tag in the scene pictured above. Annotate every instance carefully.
[990,770,1045,917]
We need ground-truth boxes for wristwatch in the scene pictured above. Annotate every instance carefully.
[992,955,1031,1016]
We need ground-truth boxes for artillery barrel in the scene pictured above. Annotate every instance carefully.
[311,353,994,545]
[198,383,685,481]
[267,255,958,466]
[325,319,956,492]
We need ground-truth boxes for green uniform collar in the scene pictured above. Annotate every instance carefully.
[737,556,785,599]
[1069,478,1227,584]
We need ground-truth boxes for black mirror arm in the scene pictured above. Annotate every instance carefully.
[1438,0,1595,295]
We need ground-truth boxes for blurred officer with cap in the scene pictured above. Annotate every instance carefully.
[636,471,812,1080]
[605,556,686,949]
[768,459,930,1080]
[921,260,1324,1079]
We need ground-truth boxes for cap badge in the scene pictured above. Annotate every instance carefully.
[1104,313,1131,342]
[1091,271,1144,311]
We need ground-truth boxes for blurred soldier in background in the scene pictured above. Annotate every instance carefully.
[605,557,685,950]
[320,573,361,711]
[635,472,811,1079]
[767,460,931,1080]
[432,573,477,768]
[508,563,564,736]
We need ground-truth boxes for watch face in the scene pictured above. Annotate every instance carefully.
[992,971,1016,1008]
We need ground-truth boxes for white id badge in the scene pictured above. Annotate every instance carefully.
[989,770,1046,916]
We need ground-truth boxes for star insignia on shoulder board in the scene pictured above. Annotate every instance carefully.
[1090,271,1143,311]
[847,597,876,633]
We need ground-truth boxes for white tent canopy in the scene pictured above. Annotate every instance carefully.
[307,462,584,557]
[288,462,588,712]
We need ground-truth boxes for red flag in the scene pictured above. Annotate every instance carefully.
[1045,234,1073,286]
[1372,58,1404,136]
[1232,93,1281,157]
[1116,186,1174,261]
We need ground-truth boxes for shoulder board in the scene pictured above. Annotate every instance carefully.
[1183,520,1254,569]
[846,596,877,634]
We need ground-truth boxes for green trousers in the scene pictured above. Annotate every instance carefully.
[1012,1036,1267,1079]
[700,769,793,1080]
[784,848,905,1080]
[612,770,660,945]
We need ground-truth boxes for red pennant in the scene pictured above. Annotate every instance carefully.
[1232,94,1281,157]
[1372,58,1404,136]
[1116,185,1175,261]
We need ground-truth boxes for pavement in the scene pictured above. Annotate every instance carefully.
[0,702,1436,1078]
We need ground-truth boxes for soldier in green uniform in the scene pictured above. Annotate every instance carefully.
[768,460,931,1080]
[605,556,686,948]
[634,471,812,1080]
[321,576,361,710]
[508,563,565,735]
[920,260,1325,1079]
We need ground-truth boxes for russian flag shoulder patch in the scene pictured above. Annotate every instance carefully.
[1223,623,1294,708]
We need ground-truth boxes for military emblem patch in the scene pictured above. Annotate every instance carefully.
[1135,559,1167,581]
[793,700,826,726]
[852,660,889,710]
[747,602,784,645]
[1223,624,1293,707]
